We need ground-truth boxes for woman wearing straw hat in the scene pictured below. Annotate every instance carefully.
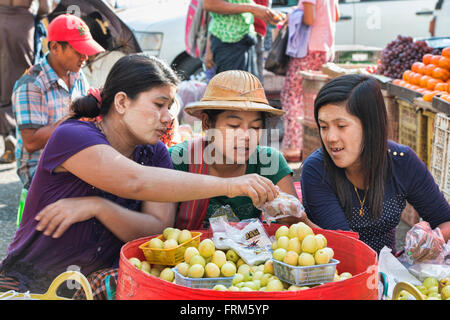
[169,70,319,229]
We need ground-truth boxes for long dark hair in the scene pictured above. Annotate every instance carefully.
[71,54,180,118]
[314,74,390,220]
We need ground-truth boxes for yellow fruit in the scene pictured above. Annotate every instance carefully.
[190,254,206,267]
[228,286,240,291]
[275,225,289,239]
[232,273,244,285]
[277,236,289,250]
[221,261,237,277]
[240,287,253,291]
[184,246,200,264]
[296,222,314,241]
[266,279,284,291]
[237,264,252,280]
[288,285,303,291]
[205,262,221,278]
[260,273,272,287]
[314,249,330,265]
[272,248,287,261]
[271,240,278,250]
[188,264,205,278]
[148,237,164,249]
[163,238,178,249]
[211,250,227,268]
[150,268,161,277]
[213,284,228,291]
[253,271,264,281]
[441,285,450,299]
[198,239,215,258]
[264,259,274,275]
[315,234,327,248]
[298,252,315,266]
[162,227,174,239]
[314,234,326,249]
[225,249,239,263]
[128,257,142,269]
[177,229,192,244]
[322,247,334,260]
[176,262,189,277]
[283,251,299,266]
[301,235,318,254]
[141,261,151,274]
[339,272,352,280]
[160,267,175,282]
[288,224,300,239]
[287,237,302,254]
[165,228,181,241]
[236,258,245,269]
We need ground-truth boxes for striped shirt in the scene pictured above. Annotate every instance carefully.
[11,53,89,186]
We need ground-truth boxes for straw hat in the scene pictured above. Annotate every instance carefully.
[184,70,285,118]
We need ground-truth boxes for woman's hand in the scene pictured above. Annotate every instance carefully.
[35,197,101,238]
[226,174,278,208]
[251,5,283,25]
[406,221,445,262]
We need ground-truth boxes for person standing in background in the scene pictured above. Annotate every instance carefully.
[280,0,339,162]
[0,0,54,163]
[203,0,281,80]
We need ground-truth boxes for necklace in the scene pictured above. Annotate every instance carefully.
[354,186,367,217]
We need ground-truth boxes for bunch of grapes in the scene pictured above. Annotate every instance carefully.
[377,35,442,79]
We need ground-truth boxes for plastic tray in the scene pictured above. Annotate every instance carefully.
[272,258,340,286]
[172,267,235,289]
[139,232,202,266]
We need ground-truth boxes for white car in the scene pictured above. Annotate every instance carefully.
[115,0,440,79]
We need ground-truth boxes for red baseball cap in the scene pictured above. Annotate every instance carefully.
[47,14,105,56]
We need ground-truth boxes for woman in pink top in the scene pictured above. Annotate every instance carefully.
[280,0,339,162]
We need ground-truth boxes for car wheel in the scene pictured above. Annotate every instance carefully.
[173,55,204,81]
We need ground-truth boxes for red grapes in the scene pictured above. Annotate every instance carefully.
[377,35,442,79]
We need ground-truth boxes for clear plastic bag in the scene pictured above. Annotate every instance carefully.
[257,190,304,225]
[209,216,272,265]
[404,221,447,264]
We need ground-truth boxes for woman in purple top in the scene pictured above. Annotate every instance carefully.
[0,54,278,296]
[301,74,450,258]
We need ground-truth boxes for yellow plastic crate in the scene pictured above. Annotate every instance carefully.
[139,232,202,266]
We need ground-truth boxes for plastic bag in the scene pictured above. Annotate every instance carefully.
[209,216,272,265]
[257,190,304,225]
[264,23,290,76]
[209,204,240,222]
[404,221,448,264]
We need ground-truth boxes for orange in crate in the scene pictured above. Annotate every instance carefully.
[402,70,412,82]
[411,62,425,74]
[423,54,433,65]
[431,55,442,66]
[424,63,437,76]
[427,78,442,90]
[138,232,202,266]
[442,47,450,58]
[432,67,450,82]
[438,56,450,70]
[410,72,423,85]
[423,91,440,102]
[419,75,431,88]
[435,82,449,92]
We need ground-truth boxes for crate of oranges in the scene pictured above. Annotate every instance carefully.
[139,228,202,266]
[392,47,450,103]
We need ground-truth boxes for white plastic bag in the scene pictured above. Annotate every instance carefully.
[209,216,272,265]
[257,190,304,224]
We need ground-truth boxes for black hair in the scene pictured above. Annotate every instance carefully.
[70,54,180,119]
[314,74,390,220]
[202,109,267,129]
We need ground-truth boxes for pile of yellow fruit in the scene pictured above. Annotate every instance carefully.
[406,277,450,300]
[127,257,175,281]
[271,223,335,267]
[146,227,194,249]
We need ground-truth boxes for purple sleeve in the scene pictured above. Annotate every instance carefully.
[300,150,351,231]
[152,141,174,170]
[40,120,109,173]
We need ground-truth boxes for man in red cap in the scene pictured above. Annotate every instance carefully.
[12,13,104,190]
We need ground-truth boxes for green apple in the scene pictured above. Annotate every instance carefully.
[177,229,192,244]
[160,267,175,282]
[190,254,206,267]
[128,257,142,269]
[422,277,439,289]
[148,237,164,249]
[441,285,450,299]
